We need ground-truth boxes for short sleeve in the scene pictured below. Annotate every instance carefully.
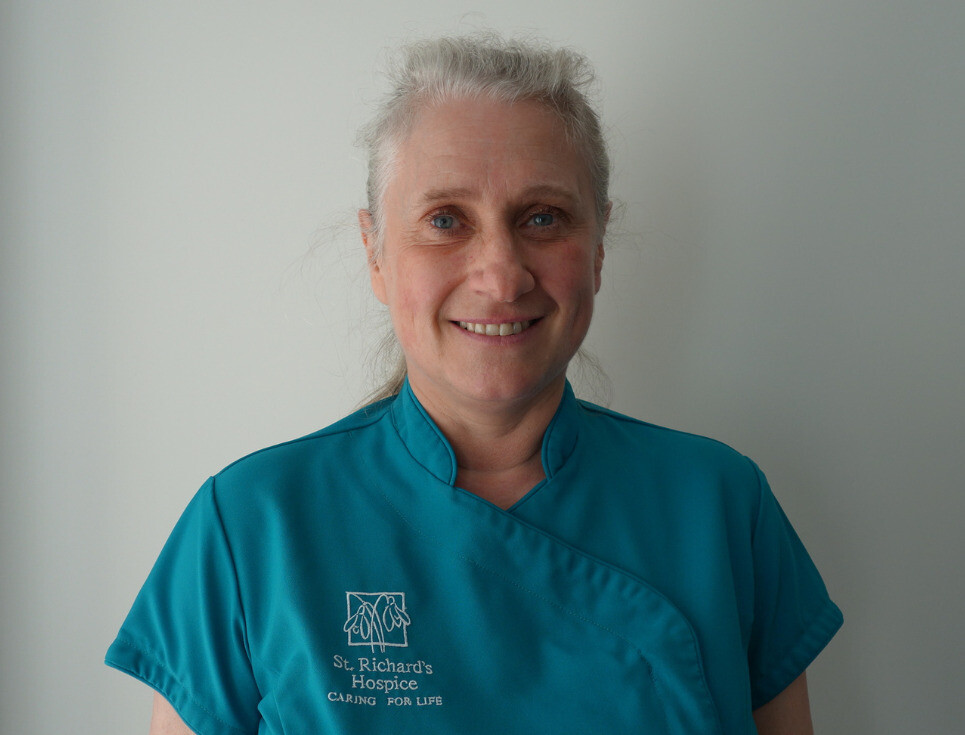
[106,477,261,734]
[746,463,843,709]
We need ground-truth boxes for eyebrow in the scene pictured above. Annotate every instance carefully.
[414,184,582,207]
[416,187,475,205]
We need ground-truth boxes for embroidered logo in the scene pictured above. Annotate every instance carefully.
[343,592,411,651]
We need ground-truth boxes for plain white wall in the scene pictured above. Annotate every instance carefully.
[2,1,963,732]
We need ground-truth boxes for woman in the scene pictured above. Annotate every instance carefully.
[108,35,841,734]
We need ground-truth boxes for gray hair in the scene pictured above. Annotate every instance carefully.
[358,32,611,253]
[357,33,611,404]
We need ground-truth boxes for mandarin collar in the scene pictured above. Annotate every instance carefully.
[388,378,581,487]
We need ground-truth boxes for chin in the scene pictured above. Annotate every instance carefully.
[455,368,564,406]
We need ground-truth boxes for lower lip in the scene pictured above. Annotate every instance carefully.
[450,320,541,344]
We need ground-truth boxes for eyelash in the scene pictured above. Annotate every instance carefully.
[526,210,558,227]
[425,207,566,234]
[429,212,459,230]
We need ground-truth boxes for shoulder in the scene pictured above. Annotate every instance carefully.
[572,399,767,526]
[577,399,760,477]
[207,397,397,510]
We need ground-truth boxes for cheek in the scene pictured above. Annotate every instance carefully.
[544,247,600,303]
[383,253,458,327]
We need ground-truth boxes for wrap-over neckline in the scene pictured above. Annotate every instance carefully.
[387,378,581,491]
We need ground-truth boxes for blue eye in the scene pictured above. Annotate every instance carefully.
[431,214,457,230]
[530,212,555,227]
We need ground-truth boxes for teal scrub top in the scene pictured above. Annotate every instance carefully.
[106,380,842,734]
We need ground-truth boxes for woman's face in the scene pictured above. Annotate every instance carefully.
[363,97,605,413]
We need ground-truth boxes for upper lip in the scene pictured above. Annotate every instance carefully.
[450,316,538,324]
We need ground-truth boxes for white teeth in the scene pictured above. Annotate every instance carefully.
[457,320,533,336]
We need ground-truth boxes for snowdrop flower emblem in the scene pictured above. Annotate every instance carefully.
[383,596,410,631]
[344,592,410,651]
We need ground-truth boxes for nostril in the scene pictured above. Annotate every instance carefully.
[470,240,535,302]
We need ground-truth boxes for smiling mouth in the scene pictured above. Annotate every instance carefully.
[457,320,534,336]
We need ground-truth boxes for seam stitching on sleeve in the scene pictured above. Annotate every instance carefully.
[111,635,250,734]
[207,477,258,686]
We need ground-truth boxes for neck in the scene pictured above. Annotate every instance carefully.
[408,378,565,509]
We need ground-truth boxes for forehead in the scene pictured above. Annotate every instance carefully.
[386,97,593,208]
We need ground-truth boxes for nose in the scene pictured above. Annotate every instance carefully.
[470,227,535,303]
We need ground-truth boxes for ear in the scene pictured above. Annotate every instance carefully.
[594,202,611,293]
[594,242,605,293]
[359,209,388,304]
